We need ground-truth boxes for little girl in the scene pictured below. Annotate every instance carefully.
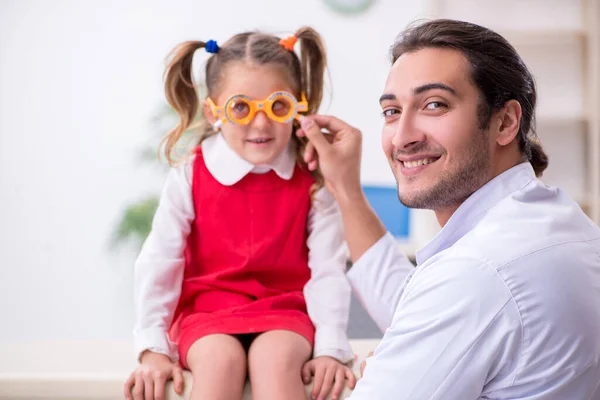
[124,27,356,400]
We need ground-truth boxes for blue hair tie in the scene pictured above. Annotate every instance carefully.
[206,40,219,54]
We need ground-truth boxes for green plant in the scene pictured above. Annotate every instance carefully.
[112,196,160,247]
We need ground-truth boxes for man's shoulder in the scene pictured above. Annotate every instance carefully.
[444,190,600,327]
[454,187,600,271]
[410,254,513,308]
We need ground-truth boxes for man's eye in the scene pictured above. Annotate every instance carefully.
[425,101,447,110]
[382,109,400,117]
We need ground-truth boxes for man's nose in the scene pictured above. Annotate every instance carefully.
[392,112,426,150]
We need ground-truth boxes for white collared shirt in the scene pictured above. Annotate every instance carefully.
[133,134,354,363]
[348,163,600,399]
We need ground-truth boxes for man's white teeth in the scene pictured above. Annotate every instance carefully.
[250,138,270,143]
[403,158,435,169]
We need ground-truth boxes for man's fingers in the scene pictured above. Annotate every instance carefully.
[311,115,352,134]
[360,351,375,378]
[360,359,367,377]
[304,140,316,164]
[300,117,331,153]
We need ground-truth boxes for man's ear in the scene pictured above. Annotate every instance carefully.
[494,99,522,147]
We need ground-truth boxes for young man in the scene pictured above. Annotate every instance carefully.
[298,19,600,399]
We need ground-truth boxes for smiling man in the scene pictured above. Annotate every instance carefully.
[297,19,600,398]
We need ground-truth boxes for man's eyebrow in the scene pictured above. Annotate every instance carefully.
[379,83,457,103]
[413,82,457,96]
[379,93,396,103]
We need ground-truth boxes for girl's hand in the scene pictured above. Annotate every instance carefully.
[124,351,184,400]
[301,355,357,400]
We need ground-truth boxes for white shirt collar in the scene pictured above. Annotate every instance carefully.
[201,133,296,186]
[415,162,537,265]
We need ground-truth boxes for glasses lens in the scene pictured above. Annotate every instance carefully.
[227,98,251,121]
[271,97,293,118]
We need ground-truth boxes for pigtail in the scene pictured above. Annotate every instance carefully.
[160,41,206,165]
[292,27,329,200]
[294,27,327,114]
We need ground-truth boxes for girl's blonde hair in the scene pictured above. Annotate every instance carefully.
[160,27,327,194]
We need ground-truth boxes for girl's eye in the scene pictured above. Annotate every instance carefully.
[271,100,291,117]
[233,103,248,112]
[229,100,250,118]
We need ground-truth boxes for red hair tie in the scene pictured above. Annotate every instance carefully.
[279,35,297,51]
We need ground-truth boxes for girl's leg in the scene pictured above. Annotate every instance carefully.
[247,330,312,400]
[186,334,247,400]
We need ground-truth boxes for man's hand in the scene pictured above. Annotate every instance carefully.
[301,356,357,400]
[359,351,375,379]
[124,351,184,400]
[298,115,386,262]
[297,115,363,202]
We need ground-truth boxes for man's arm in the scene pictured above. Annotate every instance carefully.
[347,232,414,331]
[336,188,387,263]
[350,257,521,399]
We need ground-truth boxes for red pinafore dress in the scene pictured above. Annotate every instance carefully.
[169,147,316,367]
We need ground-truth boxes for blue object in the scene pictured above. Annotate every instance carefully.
[363,185,410,238]
[205,40,220,54]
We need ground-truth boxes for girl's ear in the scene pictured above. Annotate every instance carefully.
[203,100,217,125]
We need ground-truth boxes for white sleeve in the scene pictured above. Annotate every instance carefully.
[348,257,520,399]
[303,187,354,363]
[347,232,415,331]
[133,160,195,362]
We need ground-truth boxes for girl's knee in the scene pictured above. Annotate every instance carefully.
[185,335,248,399]
[248,330,312,373]
[186,334,247,373]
